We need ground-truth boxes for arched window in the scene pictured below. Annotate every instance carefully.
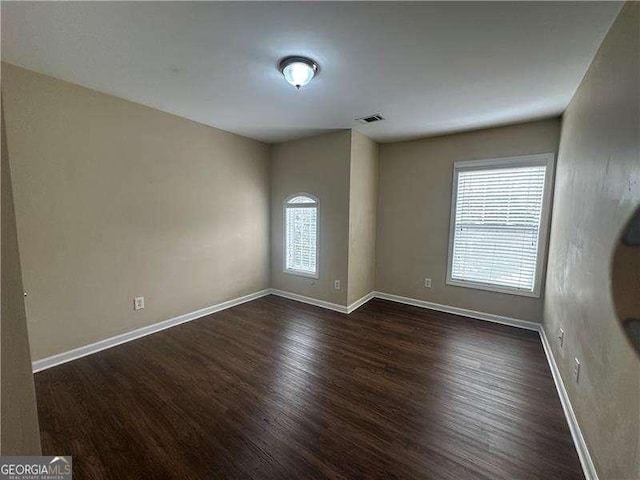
[284,194,318,277]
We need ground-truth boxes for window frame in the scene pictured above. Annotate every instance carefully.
[283,192,320,279]
[446,153,556,298]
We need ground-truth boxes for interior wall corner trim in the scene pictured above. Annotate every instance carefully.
[347,292,375,314]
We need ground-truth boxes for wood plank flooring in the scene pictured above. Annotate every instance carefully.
[35,295,584,479]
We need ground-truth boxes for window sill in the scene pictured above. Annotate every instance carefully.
[446,278,540,298]
[284,268,319,279]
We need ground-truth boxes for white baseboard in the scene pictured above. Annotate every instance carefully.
[539,327,598,480]
[373,291,540,331]
[269,289,375,314]
[269,289,539,331]
[31,285,595,480]
[372,291,595,480]
[32,289,272,373]
[347,292,375,314]
[38,287,534,374]
[269,289,348,313]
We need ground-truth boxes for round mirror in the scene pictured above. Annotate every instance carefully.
[611,206,640,356]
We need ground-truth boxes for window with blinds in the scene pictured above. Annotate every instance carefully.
[447,154,554,297]
[284,194,318,277]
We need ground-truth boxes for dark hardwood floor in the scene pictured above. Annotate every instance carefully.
[35,295,584,479]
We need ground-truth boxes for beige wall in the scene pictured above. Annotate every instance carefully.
[3,16,637,475]
[347,131,378,305]
[2,64,270,361]
[270,131,351,305]
[1,104,41,454]
[376,118,561,322]
[543,3,640,478]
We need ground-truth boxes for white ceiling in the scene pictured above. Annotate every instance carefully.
[1,2,622,144]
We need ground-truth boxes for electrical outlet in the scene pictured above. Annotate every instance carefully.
[334,280,340,290]
[558,328,565,348]
[424,278,432,288]
[574,358,581,383]
[134,296,145,311]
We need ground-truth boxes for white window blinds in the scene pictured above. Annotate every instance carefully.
[285,195,318,277]
[448,156,553,295]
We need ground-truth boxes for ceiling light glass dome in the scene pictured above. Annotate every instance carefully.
[279,56,318,89]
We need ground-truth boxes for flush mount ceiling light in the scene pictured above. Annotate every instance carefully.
[279,56,318,89]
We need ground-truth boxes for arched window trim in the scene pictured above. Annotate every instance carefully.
[285,193,318,207]
[283,192,319,279]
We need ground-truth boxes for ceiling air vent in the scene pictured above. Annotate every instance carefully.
[355,114,385,125]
